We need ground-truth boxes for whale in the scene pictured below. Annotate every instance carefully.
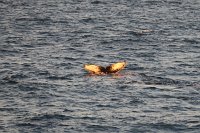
[84,61,127,75]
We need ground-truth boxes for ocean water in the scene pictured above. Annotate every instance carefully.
[0,0,200,132]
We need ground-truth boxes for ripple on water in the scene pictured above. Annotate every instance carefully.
[1,0,200,132]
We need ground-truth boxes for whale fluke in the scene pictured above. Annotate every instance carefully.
[84,61,127,75]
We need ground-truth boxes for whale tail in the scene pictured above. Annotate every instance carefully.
[84,64,106,75]
[106,61,127,73]
[84,61,127,75]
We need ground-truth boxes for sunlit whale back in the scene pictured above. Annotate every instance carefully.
[84,61,127,75]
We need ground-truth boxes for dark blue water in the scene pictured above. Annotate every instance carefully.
[0,0,200,132]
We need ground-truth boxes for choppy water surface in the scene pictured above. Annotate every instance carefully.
[0,0,200,132]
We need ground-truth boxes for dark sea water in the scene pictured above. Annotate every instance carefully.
[0,0,200,132]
